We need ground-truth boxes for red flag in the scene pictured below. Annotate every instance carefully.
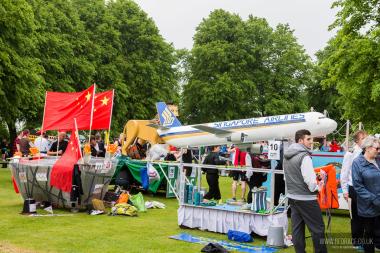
[50,127,82,192]
[42,85,95,131]
[92,90,114,130]
[12,176,19,193]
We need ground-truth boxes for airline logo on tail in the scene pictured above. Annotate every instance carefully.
[156,102,182,128]
[162,107,175,126]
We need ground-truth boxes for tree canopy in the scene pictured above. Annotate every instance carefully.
[181,10,313,124]
[0,0,44,141]
[0,0,179,140]
[319,0,380,131]
[4,0,379,142]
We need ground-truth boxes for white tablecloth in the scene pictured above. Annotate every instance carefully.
[178,205,288,236]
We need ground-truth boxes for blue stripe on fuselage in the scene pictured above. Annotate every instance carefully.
[159,118,306,138]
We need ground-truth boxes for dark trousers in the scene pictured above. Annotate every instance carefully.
[362,217,377,253]
[204,173,220,200]
[274,174,285,205]
[289,198,327,253]
[247,173,266,203]
[375,216,380,248]
[348,185,364,246]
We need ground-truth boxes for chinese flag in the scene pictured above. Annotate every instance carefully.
[42,85,95,131]
[50,128,82,192]
[12,176,19,193]
[92,90,114,130]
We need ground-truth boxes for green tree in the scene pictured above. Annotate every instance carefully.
[0,0,44,143]
[74,0,180,133]
[108,0,179,131]
[306,44,343,125]
[28,0,95,92]
[330,0,380,35]
[255,22,311,116]
[182,10,312,124]
[320,32,380,131]
[320,0,380,132]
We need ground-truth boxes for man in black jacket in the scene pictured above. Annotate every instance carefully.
[203,145,226,201]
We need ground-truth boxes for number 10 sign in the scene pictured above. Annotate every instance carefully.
[268,140,281,160]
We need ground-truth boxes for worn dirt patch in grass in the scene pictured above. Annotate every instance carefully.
[0,242,37,253]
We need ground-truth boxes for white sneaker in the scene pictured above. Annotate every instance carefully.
[90,210,104,215]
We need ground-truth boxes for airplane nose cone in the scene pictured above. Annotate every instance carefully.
[327,118,337,133]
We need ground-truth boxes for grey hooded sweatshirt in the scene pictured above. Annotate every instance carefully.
[283,143,318,200]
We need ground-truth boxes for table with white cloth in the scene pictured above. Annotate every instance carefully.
[178,204,288,236]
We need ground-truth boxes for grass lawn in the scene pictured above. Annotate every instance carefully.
[0,168,352,253]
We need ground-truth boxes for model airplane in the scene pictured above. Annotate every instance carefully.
[151,102,337,148]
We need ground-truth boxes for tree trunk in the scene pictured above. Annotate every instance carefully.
[6,120,17,155]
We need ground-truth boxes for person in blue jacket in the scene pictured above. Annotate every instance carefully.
[352,135,380,253]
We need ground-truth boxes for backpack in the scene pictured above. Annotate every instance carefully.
[116,192,130,204]
[127,144,142,159]
[115,169,130,189]
[227,230,253,242]
[111,203,138,216]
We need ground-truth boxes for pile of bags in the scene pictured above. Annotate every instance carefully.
[110,192,145,216]
[91,189,166,216]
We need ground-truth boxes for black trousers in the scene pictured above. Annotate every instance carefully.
[348,185,365,246]
[362,216,378,253]
[204,173,220,200]
[247,173,266,203]
[274,174,285,205]
[375,216,380,248]
[289,198,327,253]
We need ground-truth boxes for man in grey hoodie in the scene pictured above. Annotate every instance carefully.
[284,129,327,253]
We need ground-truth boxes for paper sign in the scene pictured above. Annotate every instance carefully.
[93,184,104,194]
[169,167,175,179]
[29,203,36,212]
[36,173,48,182]
[19,172,27,183]
[268,140,281,160]
[101,160,112,173]
[95,163,103,171]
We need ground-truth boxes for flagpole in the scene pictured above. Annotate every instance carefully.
[40,91,48,154]
[107,89,115,145]
[74,118,82,159]
[56,131,59,157]
[88,84,96,144]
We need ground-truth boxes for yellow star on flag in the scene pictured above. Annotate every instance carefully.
[85,92,91,102]
[101,96,109,106]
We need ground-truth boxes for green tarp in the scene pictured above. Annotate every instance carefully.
[113,155,171,193]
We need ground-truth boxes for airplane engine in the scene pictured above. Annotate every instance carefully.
[234,143,263,154]
[226,132,248,143]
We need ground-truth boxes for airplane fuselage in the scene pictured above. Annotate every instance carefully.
[157,112,337,147]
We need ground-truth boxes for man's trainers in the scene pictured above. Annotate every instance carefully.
[90,210,104,215]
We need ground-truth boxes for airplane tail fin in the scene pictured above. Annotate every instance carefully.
[156,102,182,127]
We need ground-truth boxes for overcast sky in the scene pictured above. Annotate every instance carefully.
[134,0,338,58]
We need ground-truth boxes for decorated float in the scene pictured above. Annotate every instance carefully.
[11,84,118,211]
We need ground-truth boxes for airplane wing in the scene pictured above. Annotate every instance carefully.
[192,125,232,136]
[146,123,170,130]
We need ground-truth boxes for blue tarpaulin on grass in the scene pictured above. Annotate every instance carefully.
[170,233,277,253]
